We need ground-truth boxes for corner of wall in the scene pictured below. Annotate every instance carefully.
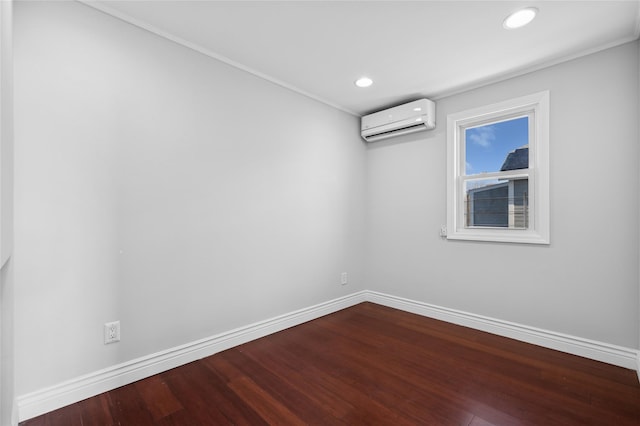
[11,399,18,426]
[0,0,12,268]
[0,1,15,425]
[1,261,16,426]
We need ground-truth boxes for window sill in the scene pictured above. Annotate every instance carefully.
[446,228,550,245]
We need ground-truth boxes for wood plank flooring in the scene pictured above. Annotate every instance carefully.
[21,302,640,425]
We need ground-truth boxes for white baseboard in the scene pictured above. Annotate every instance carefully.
[16,291,367,422]
[366,291,639,371]
[16,289,640,422]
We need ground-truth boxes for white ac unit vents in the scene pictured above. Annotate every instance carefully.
[361,98,436,142]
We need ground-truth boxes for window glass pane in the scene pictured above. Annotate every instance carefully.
[465,116,529,175]
[465,178,529,229]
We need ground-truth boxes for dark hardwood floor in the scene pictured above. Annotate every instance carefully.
[21,302,640,425]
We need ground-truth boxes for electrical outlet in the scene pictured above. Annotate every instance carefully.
[104,321,120,344]
[439,225,447,237]
[341,272,348,286]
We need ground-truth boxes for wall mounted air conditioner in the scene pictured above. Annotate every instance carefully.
[361,98,436,142]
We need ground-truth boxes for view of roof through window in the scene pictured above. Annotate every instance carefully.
[465,116,528,176]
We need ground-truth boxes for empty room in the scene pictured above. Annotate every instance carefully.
[1,0,639,425]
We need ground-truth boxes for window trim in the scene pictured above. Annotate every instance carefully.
[446,91,550,244]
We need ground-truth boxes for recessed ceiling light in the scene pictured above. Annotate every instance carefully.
[503,7,537,29]
[355,77,373,88]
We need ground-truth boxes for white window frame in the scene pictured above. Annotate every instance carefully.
[446,91,550,244]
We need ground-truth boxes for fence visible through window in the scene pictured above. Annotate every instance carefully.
[465,192,529,229]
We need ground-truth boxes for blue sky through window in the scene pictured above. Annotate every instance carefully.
[465,116,528,175]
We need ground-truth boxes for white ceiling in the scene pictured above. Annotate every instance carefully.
[85,0,640,116]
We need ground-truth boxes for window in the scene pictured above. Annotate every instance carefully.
[446,91,549,244]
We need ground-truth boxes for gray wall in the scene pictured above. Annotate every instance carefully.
[366,41,639,348]
[13,1,366,396]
